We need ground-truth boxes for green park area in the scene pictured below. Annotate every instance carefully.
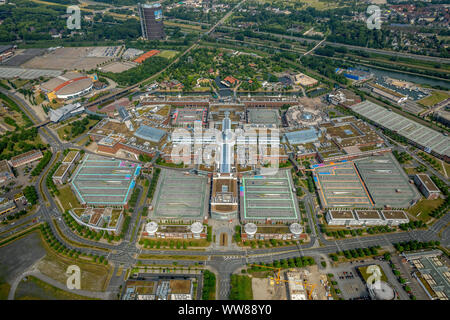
[156,50,179,59]
[229,275,253,300]
[56,116,100,141]
[407,198,445,223]
[418,91,450,107]
[57,185,81,212]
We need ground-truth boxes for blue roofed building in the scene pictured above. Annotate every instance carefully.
[118,106,131,122]
[284,128,320,145]
[134,125,167,143]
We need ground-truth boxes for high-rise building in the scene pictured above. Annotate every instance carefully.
[138,3,165,40]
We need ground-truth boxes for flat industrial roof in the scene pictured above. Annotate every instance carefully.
[381,210,408,220]
[247,108,280,125]
[313,153,420,208]
[314,161,374,208]
[415,174,440,193]
[152,169,208,220]
[354,153,420,208]
[328,210,354,219]
[354,210,382,220]
[240,170,300,221]
[62,150,79,163]
[71,154,140,206]
[350,101,450,157]
[173,108,206,124]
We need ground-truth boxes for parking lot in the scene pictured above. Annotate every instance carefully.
[331,264,369,300]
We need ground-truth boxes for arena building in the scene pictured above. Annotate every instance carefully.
[40,72,97,100]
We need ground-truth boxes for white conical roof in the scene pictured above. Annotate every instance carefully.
[244,223,257,235]
[145,221,158,234]
[289,223,302,235]
[190,222,203,234]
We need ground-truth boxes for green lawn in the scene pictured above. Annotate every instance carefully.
[229,275,253,300]
[0,277,10,300]
[157,50,179,59]
[407,198,445,223]
[57,185,81,212]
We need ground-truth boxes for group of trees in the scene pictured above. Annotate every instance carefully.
[394,240,440,252]
[0,127,44,161]
[23,185,38,205]
[329,246,380,261]
[147,168,161,200]
[202,270,216,300]
[300,55,349,85]
[247,257,316,272]
[31,151,52,176]
[392,150,412,164]
[399,220,427,231]
[46,161,61,196]
[40,222,108,264]
[127,187,140,210]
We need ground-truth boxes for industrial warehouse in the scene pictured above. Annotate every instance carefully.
[70,154,141,208]
[313,153,420,209]
[240,170,300,223]
[151,169,209,221]
[350,101,450,160]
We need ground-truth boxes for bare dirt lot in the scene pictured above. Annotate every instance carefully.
[252,277,287,300]
[100,61,136,73]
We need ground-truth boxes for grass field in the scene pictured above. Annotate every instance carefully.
[0,277,10,300]
[407,198,445,223]
[156,50,179,59]
[57,185,82,212]
[229,275,253,300]
[418,91,450,107]
[36,249,112,292]
[14,276,97,300]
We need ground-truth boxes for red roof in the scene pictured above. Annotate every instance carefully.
[133,50,160,63]
[224,76,238,84]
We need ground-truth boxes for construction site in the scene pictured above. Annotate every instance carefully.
[251,265,330,300]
